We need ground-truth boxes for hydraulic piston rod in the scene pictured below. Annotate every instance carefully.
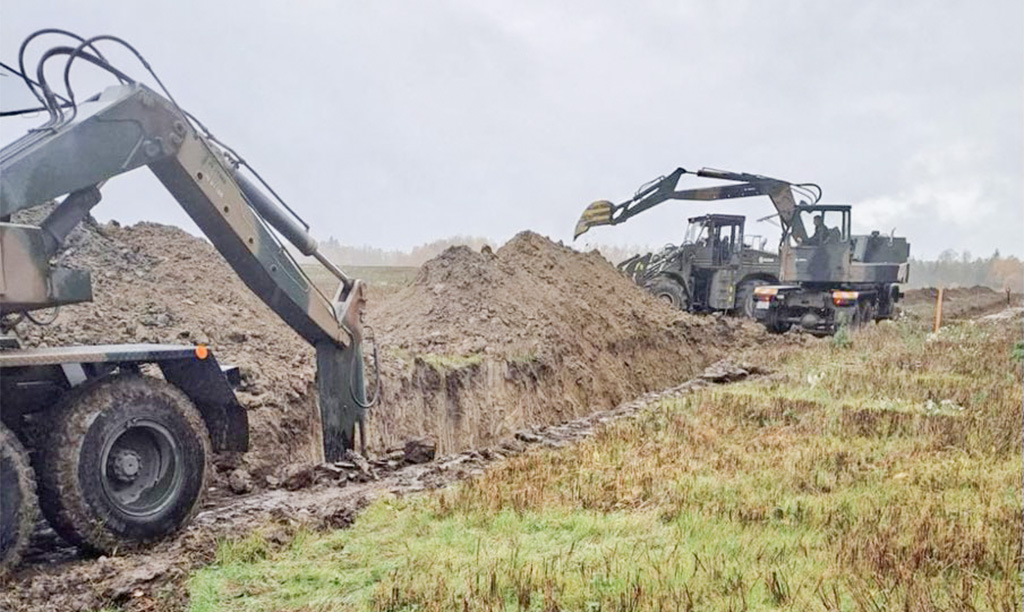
[233,170,353,292]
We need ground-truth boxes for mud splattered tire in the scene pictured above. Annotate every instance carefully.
[857,301,875,328]
[1,425,37,576]
[765,311,791,334]
[736,278,772,319]
[36,376,210,554]
[837,302,872,330]
[646,277,688,310]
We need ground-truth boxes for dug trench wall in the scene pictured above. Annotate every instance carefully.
[9,217,767,480]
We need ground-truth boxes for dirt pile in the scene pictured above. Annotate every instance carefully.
[9,216,320,478]
[375,231,762,358]
[377,232,697,356]
[368,231,766,451]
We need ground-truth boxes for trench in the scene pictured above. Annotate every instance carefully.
[1,360,762,612]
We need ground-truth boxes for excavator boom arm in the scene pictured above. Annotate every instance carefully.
[0,82,366,458]
[573,167,810,242]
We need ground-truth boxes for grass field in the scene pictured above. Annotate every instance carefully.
[301,264,418,296]
[188,315,1022,611]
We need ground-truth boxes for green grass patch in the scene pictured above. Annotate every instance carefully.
[301,264,418,294]
[388,347,486,371]
[191,500,832,611]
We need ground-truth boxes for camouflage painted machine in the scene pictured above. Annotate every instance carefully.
[575,167,910,334]
[0,30,372,571]
[575,168,790,317]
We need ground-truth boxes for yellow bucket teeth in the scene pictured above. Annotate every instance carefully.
[573,200,614,239]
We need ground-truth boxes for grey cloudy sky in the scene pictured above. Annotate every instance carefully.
[2,1,1021,259]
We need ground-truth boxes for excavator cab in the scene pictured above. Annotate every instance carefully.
[682,214,745,266]
[789,206,849,247]
[680,215,747,310]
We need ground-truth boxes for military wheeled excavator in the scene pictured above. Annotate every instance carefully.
[575,167,910,334]
[0,30,372,572]
[574,168,806,317]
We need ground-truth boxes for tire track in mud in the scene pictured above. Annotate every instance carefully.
[0,360,764,612]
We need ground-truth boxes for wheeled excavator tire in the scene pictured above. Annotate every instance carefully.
[765,311,791,334]
[1,424,38,576]
[836,301,873,331]
[36,375,211,554]
[646,277,688,311]
[857,301,875,328]
[735,278,771,319]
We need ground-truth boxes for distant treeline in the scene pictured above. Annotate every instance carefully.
[319,236,493,267]
[319,235,646,268]
[908,250,1022,292]
[320,238,1022,292]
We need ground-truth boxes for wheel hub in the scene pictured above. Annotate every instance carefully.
[109,449,143,482]
[100,422,182,516]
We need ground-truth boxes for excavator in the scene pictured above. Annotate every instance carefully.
[575,167,910,333]
[575,167,810,317]
[0,30,371,572]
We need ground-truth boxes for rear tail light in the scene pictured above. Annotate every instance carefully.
[832,290,859,307]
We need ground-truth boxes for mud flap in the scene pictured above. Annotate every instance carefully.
[315,341,366,462]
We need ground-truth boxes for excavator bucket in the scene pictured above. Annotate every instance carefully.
[574,200,616,239]
[316,341,367,461]
[314,279,369,461]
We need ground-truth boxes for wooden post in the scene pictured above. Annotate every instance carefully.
[933,286,944,333]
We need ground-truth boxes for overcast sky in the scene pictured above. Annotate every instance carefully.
[2,1,1021,259]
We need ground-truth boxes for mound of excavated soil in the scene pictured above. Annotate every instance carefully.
[377,231,725,357]
[368,232,766,451]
